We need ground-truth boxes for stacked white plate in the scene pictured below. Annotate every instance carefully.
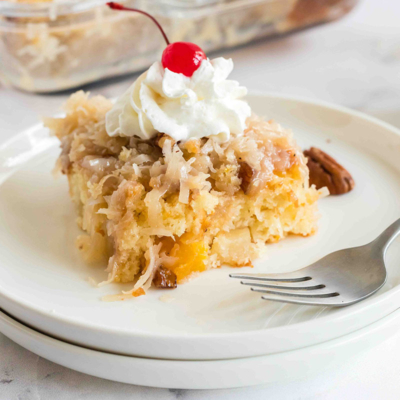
[1,94,400,389]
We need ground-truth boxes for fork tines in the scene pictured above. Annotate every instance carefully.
[230,273,341,306]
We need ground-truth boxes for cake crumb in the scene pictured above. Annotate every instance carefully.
[159,294,175,303]
[88,277,98,287]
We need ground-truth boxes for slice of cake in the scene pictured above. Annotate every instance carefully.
[46,53,323,299]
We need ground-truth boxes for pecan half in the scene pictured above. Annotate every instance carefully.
[304,147,355,195]
[153,266,177,289]
[238,162,256,194]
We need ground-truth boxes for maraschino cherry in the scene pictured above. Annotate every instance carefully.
[161,42,206,77]
[107,2,206,78]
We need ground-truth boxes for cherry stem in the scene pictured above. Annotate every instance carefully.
[106,2,170,45]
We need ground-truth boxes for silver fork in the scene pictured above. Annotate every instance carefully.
[230,218,400,307]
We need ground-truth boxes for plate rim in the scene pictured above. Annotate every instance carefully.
[1,306,400,389]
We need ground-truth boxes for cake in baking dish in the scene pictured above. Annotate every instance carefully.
[46,54,323,299]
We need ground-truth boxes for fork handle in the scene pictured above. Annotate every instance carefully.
[372,218,400,253]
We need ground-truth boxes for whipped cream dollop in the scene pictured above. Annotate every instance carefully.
[105,57,251,143]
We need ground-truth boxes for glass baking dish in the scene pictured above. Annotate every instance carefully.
[0,0,359,92]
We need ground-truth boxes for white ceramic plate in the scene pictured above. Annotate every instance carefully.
[0,94,400,361]
[1,307,400,389]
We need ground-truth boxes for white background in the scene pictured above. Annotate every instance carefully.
[1,0,400,398]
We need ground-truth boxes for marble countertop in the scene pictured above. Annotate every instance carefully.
[1,0,400,398]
